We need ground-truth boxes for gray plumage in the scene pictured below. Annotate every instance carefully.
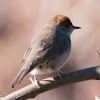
[11,15,80,88]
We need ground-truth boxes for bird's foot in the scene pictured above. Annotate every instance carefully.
[58,70,63,81]
[29,77,39,86]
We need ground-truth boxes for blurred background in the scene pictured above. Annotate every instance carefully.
[0,0,100,100]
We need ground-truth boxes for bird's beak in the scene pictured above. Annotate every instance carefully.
[73,26,81,29]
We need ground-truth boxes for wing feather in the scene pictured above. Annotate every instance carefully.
[20,27,70,69]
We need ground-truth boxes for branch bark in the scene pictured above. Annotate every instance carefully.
[1,65,100,100]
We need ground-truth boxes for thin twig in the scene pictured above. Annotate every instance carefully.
[1,65,100,100]
[97,50,100,58]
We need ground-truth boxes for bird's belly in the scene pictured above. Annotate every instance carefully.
[52,49,71,70]
[30,49,71,75]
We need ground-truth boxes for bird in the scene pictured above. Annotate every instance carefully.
[11,15,81,88]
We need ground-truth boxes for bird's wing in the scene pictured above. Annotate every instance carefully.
[20,27,71,70]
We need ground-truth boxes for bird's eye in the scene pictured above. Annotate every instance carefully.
[66,26,70,29]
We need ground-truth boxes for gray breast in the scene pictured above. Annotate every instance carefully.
[48,44,71,71]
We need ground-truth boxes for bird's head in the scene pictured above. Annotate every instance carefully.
[50,15,81,34]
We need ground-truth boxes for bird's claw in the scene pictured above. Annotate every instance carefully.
[58,70,63,81]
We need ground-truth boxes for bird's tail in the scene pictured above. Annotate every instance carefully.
[11,69,29,88]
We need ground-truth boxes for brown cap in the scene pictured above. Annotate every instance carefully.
[50,15,73,28]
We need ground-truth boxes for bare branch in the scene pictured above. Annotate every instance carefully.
[0,94,4,99]
[1,65,100,100]
[97,50,100,58]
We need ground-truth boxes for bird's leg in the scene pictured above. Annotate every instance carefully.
[34,74,38,83]
[29,74,38,85]
[58,70,63,81]
[29,77,34,84]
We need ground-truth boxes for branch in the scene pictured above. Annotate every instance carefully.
[97,50,100,58]
[2,65,100,100]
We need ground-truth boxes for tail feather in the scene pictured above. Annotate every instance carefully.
[11,69,29,88]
